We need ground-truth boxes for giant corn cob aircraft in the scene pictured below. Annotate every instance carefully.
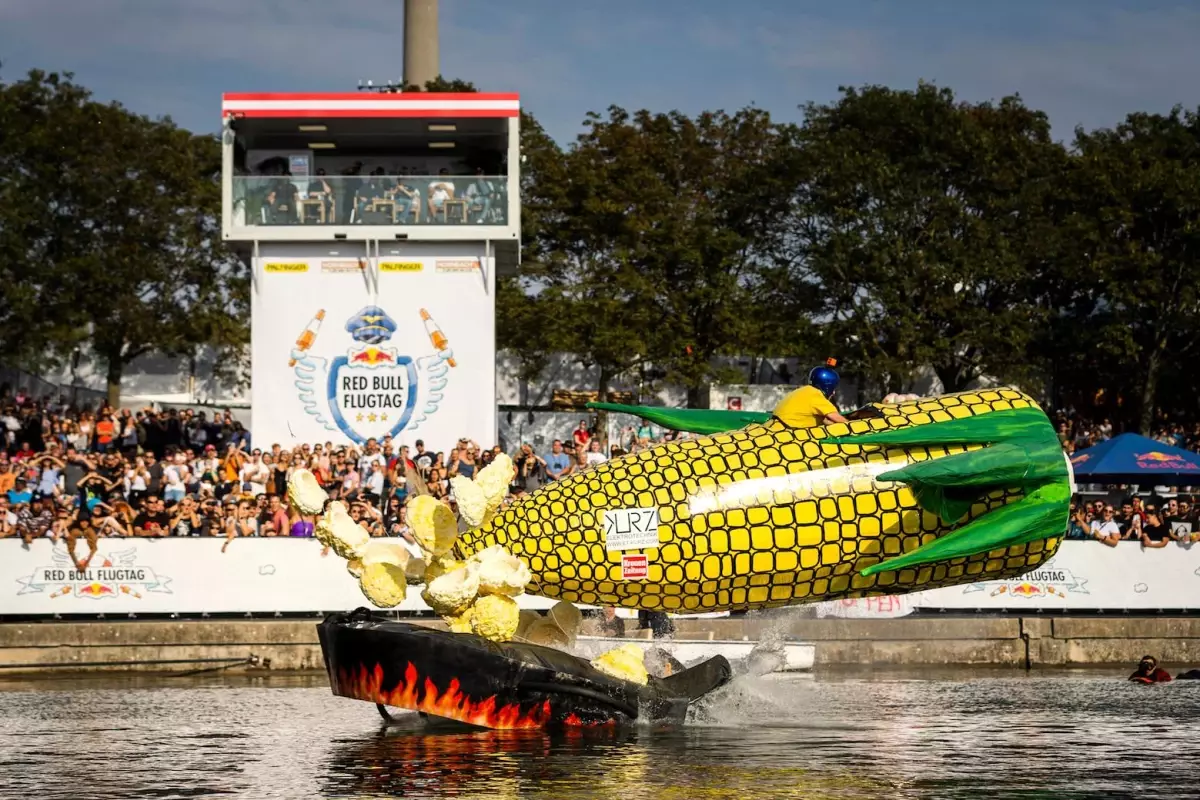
[456,384,1073,614]
[306,363,1074,729]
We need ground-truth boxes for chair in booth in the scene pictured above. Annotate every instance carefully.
[439,198,469,223]
[299,198,327,224]
[265,199,297,224]
[363,199,397,224]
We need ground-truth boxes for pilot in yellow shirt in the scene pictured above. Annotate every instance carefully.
[773,385,846,428]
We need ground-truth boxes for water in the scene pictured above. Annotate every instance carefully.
[0,669,1194,799]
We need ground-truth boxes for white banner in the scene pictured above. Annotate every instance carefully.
[0,539,554,615]
[814,594,917,619]
[908,541,1200,610]
[812,541,1200,616]
[251,241,496,454]
[3,540,1196,617]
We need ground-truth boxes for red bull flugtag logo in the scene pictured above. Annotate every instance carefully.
[290,304,456,446]
[961,567,1089,599]
[17,547,172,600]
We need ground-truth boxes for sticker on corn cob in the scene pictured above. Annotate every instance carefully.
[454,388,1072,614]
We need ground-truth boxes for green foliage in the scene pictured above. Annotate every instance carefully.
[529,105,804,406]
[398,76,479,94]
[1046,107,1200,433]
[0,69,246,406]
[503,83,1200,428]
[8,65,1200,431]
[398,77,571,387]
[788,83,1066,394]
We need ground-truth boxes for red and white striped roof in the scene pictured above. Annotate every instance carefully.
[221,92,520,119]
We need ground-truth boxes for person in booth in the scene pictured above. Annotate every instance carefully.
[773,359,850,428]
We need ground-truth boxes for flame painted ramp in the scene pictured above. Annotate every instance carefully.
[318,609,732,730]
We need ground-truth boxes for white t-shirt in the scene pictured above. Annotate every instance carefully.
[365,467,385,495]
[359,452,386,476]
[240,462,269,495]
[165,465,186,492]
[1090,520,1120,538]
[585,451,607,467]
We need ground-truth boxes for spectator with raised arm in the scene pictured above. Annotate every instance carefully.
[1090,505,1122,547]
[514,443,545,493]
[572,420,592,451]
[449,439,479,479]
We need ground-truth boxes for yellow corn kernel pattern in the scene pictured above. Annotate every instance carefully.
[455,389,1062,614]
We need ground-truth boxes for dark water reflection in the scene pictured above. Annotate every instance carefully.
[0,669,1195,799]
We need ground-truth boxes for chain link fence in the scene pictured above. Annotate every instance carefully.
[0,365,107,409]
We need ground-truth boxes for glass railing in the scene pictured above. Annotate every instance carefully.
[230,174,509,226]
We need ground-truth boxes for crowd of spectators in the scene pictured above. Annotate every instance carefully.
[1052,409,1200,547]
[0,384,686,568]
[1068,495,1200,546]
[5,383,1198,569]
[1053,410,1200,456]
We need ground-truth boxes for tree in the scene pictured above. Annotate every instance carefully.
[0,70,95,366]
[788,84,1067,394]
[1048,107,1200,433]
[399,77,573,388]
[0,69,246,406]
[537,106,803,407]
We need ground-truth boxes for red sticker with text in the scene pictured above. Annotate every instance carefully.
[621,554,648,580]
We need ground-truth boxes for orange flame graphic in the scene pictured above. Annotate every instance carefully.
[337,662,552,730]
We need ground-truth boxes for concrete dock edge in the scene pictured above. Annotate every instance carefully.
[1,616,1198,675]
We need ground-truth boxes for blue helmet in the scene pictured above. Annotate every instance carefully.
[808,364,839,399]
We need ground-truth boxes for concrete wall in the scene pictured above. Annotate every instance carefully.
[2,616,1198,676]
[39,344,250,407]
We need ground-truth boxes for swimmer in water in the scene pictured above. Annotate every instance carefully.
[1130,655,1173,684]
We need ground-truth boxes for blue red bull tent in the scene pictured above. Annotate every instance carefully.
[1069,433,1200,485]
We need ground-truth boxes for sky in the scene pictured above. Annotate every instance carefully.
[2,0,1199,144]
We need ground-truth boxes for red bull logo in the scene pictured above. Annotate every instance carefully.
[350,347,395,365]
[76,582,116,598]
[1135,451,1197,469]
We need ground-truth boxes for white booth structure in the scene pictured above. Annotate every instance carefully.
[221,91,520,451]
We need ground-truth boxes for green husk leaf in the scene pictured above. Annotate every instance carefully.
[858,482,1070,577]
[586,402,770,435]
